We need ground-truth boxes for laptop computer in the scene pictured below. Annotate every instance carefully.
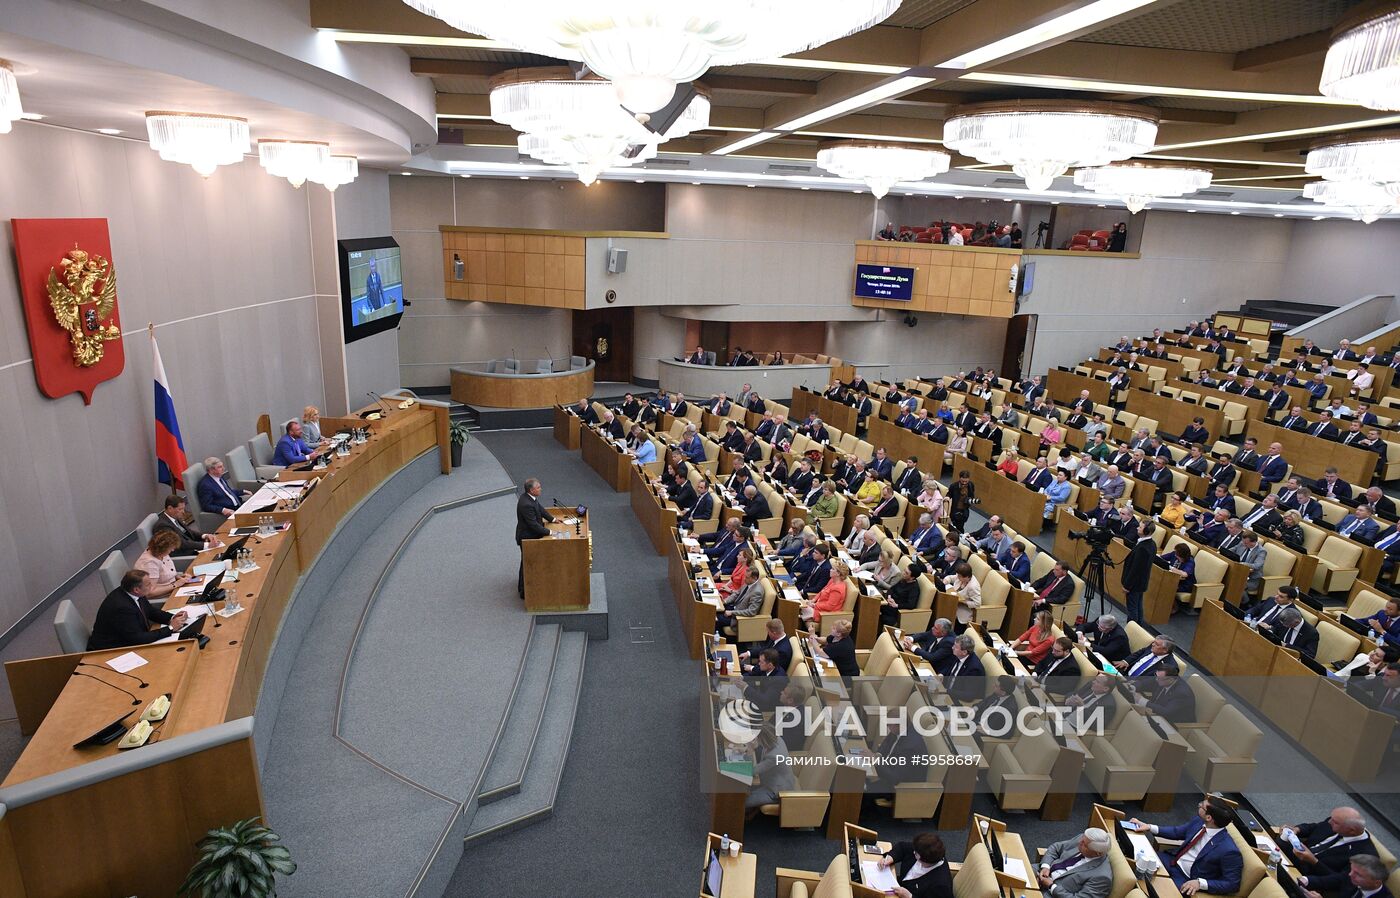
[176,612,210,649]
[218,535,249,561]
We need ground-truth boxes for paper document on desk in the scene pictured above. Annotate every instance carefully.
[1002,858,1030,886]
[861,861,900,892]
[194,561,229,578]
[180,603,213,621]
[682,537,701,548]
[1128,832,1154,857]
[688,553,709,565]
[107,651,148,673]
[175,583,208,598]
[854,570,875,581]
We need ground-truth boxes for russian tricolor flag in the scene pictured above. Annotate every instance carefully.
[151,330,189,489]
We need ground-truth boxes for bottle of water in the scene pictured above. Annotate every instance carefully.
[719,833,730,854]
[1369,628,1378,641]
[1266,847,1282,875]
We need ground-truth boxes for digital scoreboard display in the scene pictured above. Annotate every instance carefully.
[854,264,915,300]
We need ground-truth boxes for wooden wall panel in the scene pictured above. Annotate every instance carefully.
[442,226,639,309]
[852,240,1018,319]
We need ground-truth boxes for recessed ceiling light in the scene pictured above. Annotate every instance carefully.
[19,112,43,121]
[1274,213,1284,217]
[1230,211,1241,215]
[692,181,701,185]
[1187,209,1197,213]
[519,175,529,180]
[852,189,861,193]
[400,172,412,176]
[1313,215,1325,220]
[746,184,756,188]
[97,128,121,135]
[800,186,811,190]
[634,178,644,183]
[1097,204,1106,208]
[460,173,471,178]
[955,195,963,200]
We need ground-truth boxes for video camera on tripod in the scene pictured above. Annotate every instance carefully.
[1068,524,1113,550]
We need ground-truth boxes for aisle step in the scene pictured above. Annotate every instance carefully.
[476,624,561,804]
[464,630,587,845]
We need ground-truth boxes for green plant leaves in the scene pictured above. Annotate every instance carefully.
[178,817,296,898]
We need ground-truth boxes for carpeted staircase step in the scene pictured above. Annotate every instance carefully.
[476,623,562,804]
[464,630,587,845]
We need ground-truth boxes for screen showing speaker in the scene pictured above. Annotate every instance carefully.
[339,237,405,343]
[854,264,915,301]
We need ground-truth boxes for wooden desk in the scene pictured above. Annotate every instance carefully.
[450,363,594,408]
[523,508,592,611]
[866,417,946,481]
[969,464,1046,538]
[554,404,582,449]
[630,467,678,555]
[789,388,858,435]
[1125,389,1227,443]
[1048,368,1112,406]
[1246,419,1379,485]
[580,422,632,491]
[0,402,447,898]
[703,832,757,898]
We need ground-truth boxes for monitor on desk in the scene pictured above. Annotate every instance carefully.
[1113,818,1136,860]
[703,849,724,898]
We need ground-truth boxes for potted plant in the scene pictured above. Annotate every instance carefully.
[449,420,471,468]
[179,817,296,898]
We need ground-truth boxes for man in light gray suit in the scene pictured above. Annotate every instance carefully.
[1237,531,1267,595]
[1038,828,1114,898]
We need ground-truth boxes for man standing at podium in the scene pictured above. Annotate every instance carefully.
[516,477,554,599]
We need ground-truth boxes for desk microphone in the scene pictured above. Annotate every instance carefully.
[72,669,142,706]
[76,660,149,689]
[264,481,297,509]
[367,391,393,417]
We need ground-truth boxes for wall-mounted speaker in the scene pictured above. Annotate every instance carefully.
[606,247,628,274]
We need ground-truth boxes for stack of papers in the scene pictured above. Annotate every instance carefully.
[1002,858,1030,885]
[107,652,148,673]
[860,861,899,892]
[688,553,709,565]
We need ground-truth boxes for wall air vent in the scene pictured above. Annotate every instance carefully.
[641,158,692,169]
[766,163,812,174]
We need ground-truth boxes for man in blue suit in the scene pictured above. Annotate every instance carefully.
[197,457,251,517]
[869,448,894,481]
[1130,797,1243,896]
[1338,505,1381,544]
[679,482,715,529]
[908,514,943,556]
[272,421,320,467]
[1256,443,1289,487]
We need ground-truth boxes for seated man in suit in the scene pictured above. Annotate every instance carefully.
[1139,664,1196,722]
[1302,856,1393,898]
[794,544,833,596]
[1267,607,1320,658]
[1034,637,1081,696]
[907,513,943,556]
[1063,673,1122,733]
[599,409,625,439]
[741,648,787,711]
[869,447,895,481]
[1028,561,1075,614]
[1256,442,1289,486]
[1116,634,1177,680]
[570,397,599,424]
[941,634,985,703]
[1077,614,1131,662]
[1283,808,1376,897]
[1338,504,1381,544]
[1232,438,1261,471]
[739,619,793,674]
[739,484,771,528]
[1130,796,1243,896]
[197,457,251,517]
[685,345,708,365]
[1036,828,1113,898]
[677,478,714,527]
[272,420,323,467]
[973,676,1022,739]
[152,495,220,554]
[901,617,956,670]
[87,569,191,650]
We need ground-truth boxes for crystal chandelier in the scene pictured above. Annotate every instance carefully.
[145,112,250,177]
[1320,2,1400,109]
[0,61,22,134]
[815,142,951,198]
[258,139,330,188]
[310,154,359,191]
[492,68,707,184]
[1305,131,1400,189]
[943,100,1160,192]
[1304,179,1397,223]
[1073,161,1212,213]
[401,1,901,113]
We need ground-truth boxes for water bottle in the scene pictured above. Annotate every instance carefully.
[719,834,731,854]
[1369,628,1378,641]
[1266,847,1281,875]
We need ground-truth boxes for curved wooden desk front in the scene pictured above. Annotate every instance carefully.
[451,362,595,408]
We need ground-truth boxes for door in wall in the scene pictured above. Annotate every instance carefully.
[1001,314,1036,383]
[699,321,730,365]
[572,307,635,383]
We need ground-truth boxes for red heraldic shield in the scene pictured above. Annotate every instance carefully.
[11,218,126,404]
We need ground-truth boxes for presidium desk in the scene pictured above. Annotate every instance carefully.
[0,401,449,898]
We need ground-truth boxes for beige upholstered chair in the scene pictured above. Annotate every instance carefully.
[1083,710,1163,802]
[1184,704,1261,793]
[1125,621,1156,652]
[1179,673,1227,732]
[1315,620,1360,668]
[953,844,1001,898]
[1183,545,1228,608]
[730,578,777,644]
[975,571,1010,630]
[1312,535,1364,593]
[890,694,951,821]
[752,482,785,538]
[986,727,1059,811]
[1256,543,1296,599]
[757,731,836,829]
[1332,585,1390,621]
[787,854,853,898]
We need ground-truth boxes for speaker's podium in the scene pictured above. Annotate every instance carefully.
[523,508,592,611]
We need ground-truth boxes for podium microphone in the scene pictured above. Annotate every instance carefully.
[72,669,142,706]
[367,391,393,416]
[77,660,149,689]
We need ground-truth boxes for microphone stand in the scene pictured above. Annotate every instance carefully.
[76,660,149,689]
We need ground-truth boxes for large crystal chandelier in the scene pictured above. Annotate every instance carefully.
[310,154,360,191]
[1304,179,1398,223]
[815,142,951,198]
[491,68,707,184]
[145,112,250,177]
[943,101,1160,192]
[0,61,22,134]
[258,139,330,188]
[401,1,901,113]
[1073,161,1212,213]
[1305,131,1400,188]
[1320,2,1400,109]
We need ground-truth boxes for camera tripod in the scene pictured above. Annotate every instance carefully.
[1078,544,1117,622]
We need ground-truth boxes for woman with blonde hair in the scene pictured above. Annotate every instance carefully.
[302,406,326,445]
[863,547,903,590]
[717,546,756,602]
[1010,610,1057,664]
[918,478,945,521]
[134,530,195,601]
[806,561,852,623]
[996,449,1020,479]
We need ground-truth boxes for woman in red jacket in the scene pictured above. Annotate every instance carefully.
[1010,610,1057,664]
[717,546,756,602]
[806,561,852,624]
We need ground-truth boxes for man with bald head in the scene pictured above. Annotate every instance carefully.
[1038,828,1113,898]
[1284,808,1375,895]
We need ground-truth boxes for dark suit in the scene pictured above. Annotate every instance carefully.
[197,473,244,515]
[942,652,985,703]
[1078,624,1130,662]
[152,511,206,555]
[515,491,555,596]
[1034,653,1079,695]
[1273,621,1320,658]
[680,489,712,523]
[1029,570,1074,606]
[87,587,176,650]
[1121,536,1155,623]
[823,634,860,678]
[1285,821,1376,894]
[912,631,955,670]
[742,492,772,527]
[1156,821,1243,894]
[743,666,787,711]
[881,843,954,898]
[1146,678,1196,722]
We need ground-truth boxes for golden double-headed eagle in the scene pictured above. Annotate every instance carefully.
[47,245,121,367]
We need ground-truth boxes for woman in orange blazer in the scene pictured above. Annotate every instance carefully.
[807,561,852,624]
[717,546,756,602]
